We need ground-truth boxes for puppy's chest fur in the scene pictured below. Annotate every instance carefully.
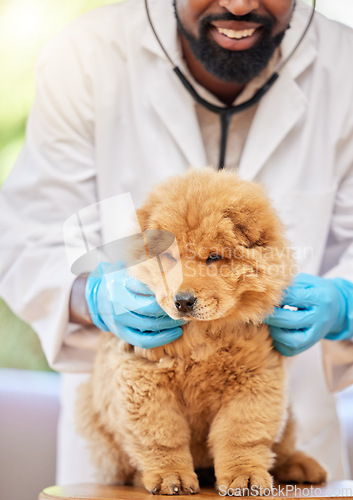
[91,323,285,471]
[97,321,283,424]
[137,320,280,387]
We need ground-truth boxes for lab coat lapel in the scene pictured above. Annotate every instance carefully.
[147,68,208,167]
[239,3,317,181]
[238,72,307,181]
[141,0,207,167]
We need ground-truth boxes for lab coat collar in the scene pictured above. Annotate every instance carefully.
[141,0,317,177]
[141,0,180,63]
[147,66,208,167]
[280,1,318,81]
[142,0,208,167]
[239,3,317,180]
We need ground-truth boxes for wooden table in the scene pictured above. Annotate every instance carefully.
[39,481,353,499]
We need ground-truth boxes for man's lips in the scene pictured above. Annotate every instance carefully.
[212,20,263,31]
[209,21,263,51]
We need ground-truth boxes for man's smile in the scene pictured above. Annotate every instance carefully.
[210,21,263,50]
[173,0,293,84]
[216,28,256,39]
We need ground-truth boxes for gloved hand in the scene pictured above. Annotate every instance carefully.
[264,273,353,356]
[85,262,185,349]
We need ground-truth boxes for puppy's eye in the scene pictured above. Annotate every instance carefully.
[206,253,222,264]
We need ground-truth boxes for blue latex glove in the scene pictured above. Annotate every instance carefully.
[85,262,185,349]
[264,273,353,356]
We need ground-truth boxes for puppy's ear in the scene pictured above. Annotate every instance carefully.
[224,206,268,249]
[136,208,150,232]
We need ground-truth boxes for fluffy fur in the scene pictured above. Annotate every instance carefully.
[76,168,326,494]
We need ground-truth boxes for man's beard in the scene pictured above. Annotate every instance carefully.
[173,1,291,84]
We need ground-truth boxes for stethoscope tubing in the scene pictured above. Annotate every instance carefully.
[144,0,317,169]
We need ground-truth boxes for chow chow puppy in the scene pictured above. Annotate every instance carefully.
[76,168,326,495]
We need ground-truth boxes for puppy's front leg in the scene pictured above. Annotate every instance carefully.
[119,374,199,495]
[140,443,200,495]
[209,390,285,495]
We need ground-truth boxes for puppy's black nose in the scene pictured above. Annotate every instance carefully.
[174,293,197,313]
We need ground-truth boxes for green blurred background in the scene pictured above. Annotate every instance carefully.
[0,0,118,371]
[0,0,352,371]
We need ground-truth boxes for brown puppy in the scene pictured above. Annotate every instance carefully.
[76,168,326,495]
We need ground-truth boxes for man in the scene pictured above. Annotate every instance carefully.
[1,0,353,484]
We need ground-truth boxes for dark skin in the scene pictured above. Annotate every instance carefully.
[176,0,294,104]
[69,275,93,325]
[180,36,245,105]
[69,0,294,324]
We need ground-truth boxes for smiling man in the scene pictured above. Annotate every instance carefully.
[1,0,353,487]
[174,0,293,96]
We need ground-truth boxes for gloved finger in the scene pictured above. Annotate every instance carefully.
[105,279,155,315]
[91,260,125,278]
[272,336,318,357]
[115,325,184,349]
[111,286,170,318]
[272,339,298,357]
[268,325,312,350]
[264,306,318,329]
[280,284,317,309]
[271,338,307,357]
[123,273,178,317]
[124,291,169,317]
[124,273,155,296]
[279,273,325,308]
[97,261,155,297]
[294,273,322,286]
[118,309,186,331]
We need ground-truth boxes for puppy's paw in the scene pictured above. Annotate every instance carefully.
[272,451,327,484]
[143,470,200,495]
[217,468,273,495]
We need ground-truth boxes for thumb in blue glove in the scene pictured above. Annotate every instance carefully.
[85,261,185,349]
[264,273,353,356]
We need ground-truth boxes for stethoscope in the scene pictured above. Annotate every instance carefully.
[144,0,317,170]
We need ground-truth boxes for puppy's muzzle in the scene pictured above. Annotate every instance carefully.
[174,292,197,314]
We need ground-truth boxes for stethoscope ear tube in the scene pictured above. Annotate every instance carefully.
[145,0,316,169]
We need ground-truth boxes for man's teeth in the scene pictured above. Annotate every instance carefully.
[217,27,256,40]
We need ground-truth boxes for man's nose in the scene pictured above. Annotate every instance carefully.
[174,292,197,314]
[218,0,260,16]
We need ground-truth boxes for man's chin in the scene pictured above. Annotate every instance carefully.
[193,29,286,84]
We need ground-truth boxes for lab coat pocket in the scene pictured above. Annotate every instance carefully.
[275,189,336,273]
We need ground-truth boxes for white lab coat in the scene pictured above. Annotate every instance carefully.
[1,0,353,483]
